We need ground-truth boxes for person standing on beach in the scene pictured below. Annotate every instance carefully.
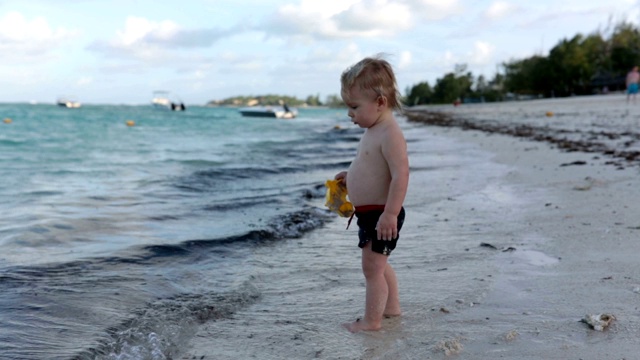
[626,66,639,104]
[334,56,409,333]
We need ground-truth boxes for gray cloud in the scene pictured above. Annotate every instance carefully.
[87,16,248,62]
[0,11,79,64]
[142,26,243,48]
[261,0,462,41]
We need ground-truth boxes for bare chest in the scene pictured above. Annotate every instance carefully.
[347,135,390,204]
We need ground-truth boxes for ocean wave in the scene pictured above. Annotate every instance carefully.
[74,283,261,360]
[0,206,333,359]
[157,207,332,251]
[0,138,30,146]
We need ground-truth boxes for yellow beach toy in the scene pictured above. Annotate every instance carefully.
[324,179,354,217]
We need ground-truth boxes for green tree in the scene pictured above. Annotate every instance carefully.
[474,75,488,92]
[305,94,322,106]
[546,35,593,96]
[432,64,473,104]
[501,21,640,97]
[480,72,505,101]
[504,55,550,96]
[610,21,640,73]
[405,81,432,105]
[582,32,609,72]
[325,94,344,108]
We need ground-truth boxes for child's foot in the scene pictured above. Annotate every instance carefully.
[383,304,402,318]
[342,318,381,333]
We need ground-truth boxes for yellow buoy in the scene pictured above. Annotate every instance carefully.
[126,120,135,127]
[545,111,554,117]
[3,118,12,124]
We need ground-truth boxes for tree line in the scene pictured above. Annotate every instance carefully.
[207,94,324,107]
[405,20,640,106]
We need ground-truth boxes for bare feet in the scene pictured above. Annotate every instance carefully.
[342,318,381,333]
[383,312,401,318]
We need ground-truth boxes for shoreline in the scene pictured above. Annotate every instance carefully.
[181,96,640,359]
[405,94,640,170]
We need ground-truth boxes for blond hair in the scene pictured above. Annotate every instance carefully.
[340,55,403,112]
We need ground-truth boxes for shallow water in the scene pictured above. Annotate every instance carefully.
[182,120,534,359]
[0,104,356,358]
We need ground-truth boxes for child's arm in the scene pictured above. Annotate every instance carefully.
[377,127,409,241]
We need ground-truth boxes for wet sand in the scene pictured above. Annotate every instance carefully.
[181,95,640,359]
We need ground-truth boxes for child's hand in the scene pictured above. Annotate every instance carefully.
[376,212,398,241]
[335,171,348,185]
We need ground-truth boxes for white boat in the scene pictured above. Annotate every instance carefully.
[238,105,297,119]
[151,91,186,111]
[57,97,81,108]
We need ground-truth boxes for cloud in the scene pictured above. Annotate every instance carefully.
[516,3,628,31]
[265,0,411,40]
[483,1,518,20]
[76,77,93,86]
[469,41,495,65]
[431,40,495,75]
[263,0,461,41]
[0,11,78,63]
[88,16,242,61]
[91,0,465,68]
[332,1,413,35]
[398,51,412,69]
[406,0,464,20]
[266,43,368,97]
[263,0,357,40]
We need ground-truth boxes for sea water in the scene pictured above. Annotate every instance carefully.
[0,103,358,359]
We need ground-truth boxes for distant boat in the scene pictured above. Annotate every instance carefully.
[238,105,297,119]
[57,97,81,108]
[151,91,186,111]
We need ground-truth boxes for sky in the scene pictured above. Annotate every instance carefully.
[0,0,638,105]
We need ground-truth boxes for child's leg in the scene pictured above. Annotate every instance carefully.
[383,263,401,317]
[343,242,389,333]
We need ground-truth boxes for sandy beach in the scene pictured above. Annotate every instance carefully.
[181,95,640,359]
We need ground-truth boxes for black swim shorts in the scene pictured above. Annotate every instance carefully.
[355,206,405,256]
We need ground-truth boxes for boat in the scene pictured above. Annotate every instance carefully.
[56,97,81,108]
[238,105,297,119]
[151,91,186,111]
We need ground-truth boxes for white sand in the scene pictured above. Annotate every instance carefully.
[181,95,640,359]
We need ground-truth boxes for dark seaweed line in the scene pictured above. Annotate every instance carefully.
[0,207,332,285]
[405,109,640,169]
